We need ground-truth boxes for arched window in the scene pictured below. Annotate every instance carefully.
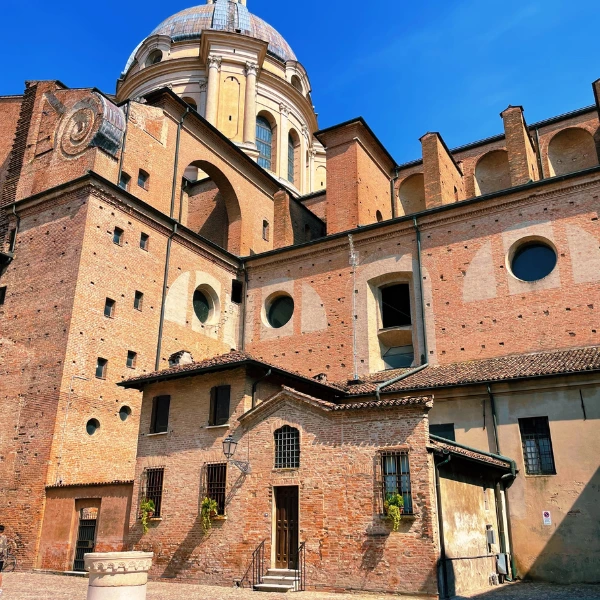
[288,134,295,183]
[145,49,163,67]
[256,116,273,171]
[274,425,300,469]
[548,127,598,177]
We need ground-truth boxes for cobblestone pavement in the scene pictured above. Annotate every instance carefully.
[2,573,599,600]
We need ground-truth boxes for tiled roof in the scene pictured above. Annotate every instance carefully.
[337,346,600,395]
[427,437,513,470]
[46,480,134,489]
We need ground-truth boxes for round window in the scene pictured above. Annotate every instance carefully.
[86,418,100,436]
[267,295,294,328]
[193,289,211,323]
[119,406,131,422]
[511,242,557,282]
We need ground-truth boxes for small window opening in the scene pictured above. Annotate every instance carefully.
[0,286,7,306]
[142,467,164,517]
[376,210,383,222]
[150,395,170,433]
[86,418,100,436]
[104,298,115,318]
[113,227,124,246]
[274,425,300,469]
[231,279,243,304]
[95,357,108,379]
[262,220,270,241]
[453,186,458,201]
[140,232,149,251]
[519,416,556,475]
[8,228,16,250]
[126,350,137,369]
[138,169,149,190]
[205,463,227,515]
[430,423,456,441]
[145,49,163,67]
[119,172,131,191]
[381,283,411,328]
[119,406,132,421]
[134,291,144,311]
[209,385,231,426]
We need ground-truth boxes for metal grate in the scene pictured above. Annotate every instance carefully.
[519,417,556,475]
[206,462,227,515]
[274,425,300,469]
[143,467,165,517]
[380,451,413,514]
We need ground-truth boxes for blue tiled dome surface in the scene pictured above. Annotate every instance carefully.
[124,2,296,73]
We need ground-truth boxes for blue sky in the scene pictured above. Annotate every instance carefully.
[3,0,599,163]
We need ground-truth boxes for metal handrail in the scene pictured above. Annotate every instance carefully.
[295,541,306,591]
[238,538,267,589]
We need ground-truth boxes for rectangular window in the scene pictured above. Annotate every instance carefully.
[119,172,131,191]
[150,395,170,433]
[231,279,243,304]
[134,291,144,311]
[126,350,137,368]
[209,385,230,426]
[262,220,269,241]
[381,451,413,514]
[0,286,6,306]
[113,227,124,246]
[138,169,149,190]
[104,298,115,318]
[519,417,556,475]
[206,463,227,515]
[143,467,164,518]
[430,423,456,441]
[140,233,149,251]
[95,357,108,379]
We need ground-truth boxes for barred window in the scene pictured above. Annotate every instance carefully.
[381,451,413,514]
[274,425,300,469]
[143,467,164,517]
[205,463,227,515]
[519,417,556,475]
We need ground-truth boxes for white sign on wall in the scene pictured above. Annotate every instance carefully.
[542,510,551,525]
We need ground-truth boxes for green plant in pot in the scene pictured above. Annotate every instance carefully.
[201,497,219,532]
[384,493,404,532]
[139,498,155,535]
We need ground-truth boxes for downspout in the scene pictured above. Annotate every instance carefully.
[487,384,500,454]
[375,215,430,401]
[155,222,178,370]
[390,166,399,219]
[251,368,272,409]
[435,452,452,599]
[348,234,359,380]
[116,100,131,187]
[240,262,249,351]
[170,108,190,218]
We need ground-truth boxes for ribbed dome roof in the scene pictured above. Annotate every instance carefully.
[124,2,296,73]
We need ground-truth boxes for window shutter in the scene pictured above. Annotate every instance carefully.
[150,397,158,432]
[215,385,231,426]
[209,387,217,426]
[153,396,170,433]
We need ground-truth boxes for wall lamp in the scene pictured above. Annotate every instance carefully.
[222,435,251,474]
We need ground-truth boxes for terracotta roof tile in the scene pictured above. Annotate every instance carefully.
[428,437,513,470]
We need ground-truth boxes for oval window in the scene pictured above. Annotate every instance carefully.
[86,418,100,436]
[193,289,211,323]
[511,242,557,282]
[267,295,294,328]
[119,406,131,422]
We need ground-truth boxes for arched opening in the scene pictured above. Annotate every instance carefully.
[376,210,383,222]
[291,75,303,93]
[287,128,301,187]
[180,160,242,254]
[548,127,598,177]
[182,96,197,111]
[145,49,163,67]
[256,112,277,172]
[474,149,511,195]
[398,173,425,214]
[315,165,326,190]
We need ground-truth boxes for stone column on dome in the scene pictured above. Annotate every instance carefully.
[308,146,317,191]
[205,55,222,126]
[278,103,290,182]
[243,62,259,145]
[301,125,310,193]
[198,81,208,118]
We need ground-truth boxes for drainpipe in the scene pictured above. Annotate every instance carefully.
[390,166,399,219]
[116,100,131,188]
[155,222,178,370]
[251,368,272,409]
[240,262,249,351]
[487,384,500,454]
[348,234,359,380]
[179,178,189,223]
[435,452,452,599]
[170,108,190,218]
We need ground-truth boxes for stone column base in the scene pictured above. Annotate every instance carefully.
[85,551,153,600]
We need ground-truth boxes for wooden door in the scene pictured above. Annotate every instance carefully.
[275,486,299,569]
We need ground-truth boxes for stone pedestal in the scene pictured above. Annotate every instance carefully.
[84,552,153,600]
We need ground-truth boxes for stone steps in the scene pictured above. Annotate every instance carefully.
[254,568,299,593]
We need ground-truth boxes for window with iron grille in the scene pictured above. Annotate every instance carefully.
[205,463,227,515]
[209,386,230,426]
[143,467,164,517]
[274,425,300,469]
[150,395,170,433]
[518,417,556,475]
[256,116,273,170]
[380,451,413,514]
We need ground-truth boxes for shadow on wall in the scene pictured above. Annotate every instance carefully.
[525,466,600,583]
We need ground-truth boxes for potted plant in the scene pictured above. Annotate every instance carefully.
[139,498,155,534]
[384,493,404,532]
[201,497,219,532]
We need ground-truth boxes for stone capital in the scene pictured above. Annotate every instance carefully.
[207,55,222,70]
[245,61,259,77]
[279,102,290,118]
[302,124,310,138]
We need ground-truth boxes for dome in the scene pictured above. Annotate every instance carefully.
[124,2,296,73]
